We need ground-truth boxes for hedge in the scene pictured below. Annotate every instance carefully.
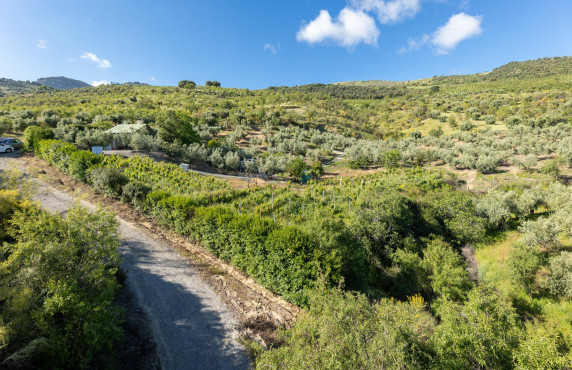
[36,139,341,305]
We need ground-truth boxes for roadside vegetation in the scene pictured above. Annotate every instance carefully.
[1,56,571,367]
[0,168,123,368]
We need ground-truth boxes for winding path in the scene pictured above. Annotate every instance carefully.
[0,153,250,370]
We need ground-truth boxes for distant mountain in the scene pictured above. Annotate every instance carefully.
[0,78,48,96]
[36,76,91,90]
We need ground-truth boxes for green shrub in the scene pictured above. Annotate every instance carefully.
[121,180,151,211]
[348,154,369,169]
[89,167,128,198]
[257,286,435,369]
[23,126,54,153]
[459,121,474,131]
[545,252,572,299]
[433,286,522,369]
[2,205,121,368]
[67,150,102,182]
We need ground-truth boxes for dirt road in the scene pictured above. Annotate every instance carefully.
[0,153,250,370]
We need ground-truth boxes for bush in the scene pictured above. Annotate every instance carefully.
[545,252,572,299]
[429,127,444,137]
[508,242,545,292]
[0,116,12,136]
[89,167,128,198]
[540,159,561,177]
[190,206,343,305]
[484,115,496,125]
[348,155,369,169]
[433,286,522,369]
[475,155,500,174]
[121,180,151,211]
[459,121,474,131]
[67,150,102,182]
[310,160,324,179]
[23,126,54,153]
[423,237,472,301]
[2,205,121,368]
[257,286,435,369]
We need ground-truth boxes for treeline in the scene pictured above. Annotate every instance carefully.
[0,173,122,368]
[270,83,409,100]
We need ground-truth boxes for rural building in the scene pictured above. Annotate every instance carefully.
[105,122,150,150]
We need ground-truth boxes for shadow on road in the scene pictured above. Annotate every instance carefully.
[120,239,249,370]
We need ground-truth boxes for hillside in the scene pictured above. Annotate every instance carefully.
[1,55,572,367]
[36,76,91,90]
[0,78,48,96]
[337,56,572,86]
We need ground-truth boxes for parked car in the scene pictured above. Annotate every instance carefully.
[0,144,14,153]
[0,138,23,150]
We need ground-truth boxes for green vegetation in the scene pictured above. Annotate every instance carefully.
[0,171,122,368]
[1,56,572,367]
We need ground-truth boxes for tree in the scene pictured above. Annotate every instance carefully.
[205,81,221,87]
[545,252,572,299]
[309,160,324,179]
[155,110,200,145]
[508,241,544,292]
[423,237,472,301]
[178,80,196,89]
[287,157,307,181]
[459,121,474,131]
[433,286,522,369]
[224,151,240,171]
[0,116,12,135]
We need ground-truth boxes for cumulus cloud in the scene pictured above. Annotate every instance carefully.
[297,8,379,47]
[92,80,111,87]
[81,52,112,68]
[264,43,280,54]
[432,13,482,54]
[35,40,48,49]
[400,12,482,54]
[351,0,421,24]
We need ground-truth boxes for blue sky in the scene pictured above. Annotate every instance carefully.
[1,0,571,89]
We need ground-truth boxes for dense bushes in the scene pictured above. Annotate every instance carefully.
[0,189,122,368]
[257,286,436,369]
[33,140,572,368]
[89,167,128,198]
[23,125,54,152]
[36,140,345,305]
[36,140,499,305]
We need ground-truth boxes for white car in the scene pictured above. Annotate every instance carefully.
[0,144,14,153]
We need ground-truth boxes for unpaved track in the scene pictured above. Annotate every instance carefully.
[0,153,250,370]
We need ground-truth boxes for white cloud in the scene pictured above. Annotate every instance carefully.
[35,40,48,49]
[351,0,421,24]
[297,8,379,47]
[432,13,482,54]
[399,33,430,54]
[399,12,482,54]
[150,77,156,82]
[92,80,111,87]
[264,43,280,54]
[81,52,112,68]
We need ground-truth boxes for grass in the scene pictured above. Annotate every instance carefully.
[475,230,520,296]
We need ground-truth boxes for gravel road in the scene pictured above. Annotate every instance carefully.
[0,153,250,370]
